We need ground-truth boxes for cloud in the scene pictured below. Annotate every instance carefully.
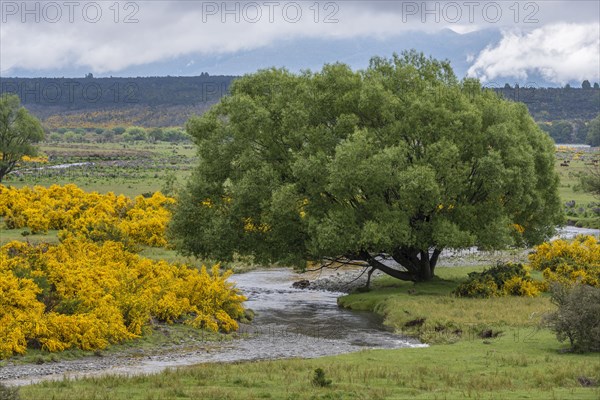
[0,1,598,76]
[0,2,437,74]
[467,23,600,84]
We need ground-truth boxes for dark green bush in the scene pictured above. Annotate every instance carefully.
[544,283,600,353]
[312,368,332,387]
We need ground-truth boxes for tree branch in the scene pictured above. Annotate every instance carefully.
[360,250,418,281]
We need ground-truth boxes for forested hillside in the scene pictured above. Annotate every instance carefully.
[1,76,598,137]
[0,75,235,128]
[494,86,600,121]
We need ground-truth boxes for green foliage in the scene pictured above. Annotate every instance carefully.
[122,127,147,142]
[172,52,563,282]
[453,263,540,298]
[312,368,332,387]
[540,119,597,144]
[495,86,600,122]
[580,164,600,199]
[544,283,600,353]
[0,383,20,400]
[586,114,600,147]
[0,94,45,182]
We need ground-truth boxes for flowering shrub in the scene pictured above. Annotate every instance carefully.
[454,262,541,298]
[0,184,174,247]
[529,235,600,287]
[0,238,246,358]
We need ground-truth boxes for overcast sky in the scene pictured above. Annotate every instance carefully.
[1,1,598,84]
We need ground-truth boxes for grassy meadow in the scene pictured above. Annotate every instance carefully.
[555,147,600,229]
[2,141,196,197]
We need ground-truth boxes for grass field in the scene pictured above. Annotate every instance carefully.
[2,141,196,197]
[17,267,600,400]
[338,267,552,344]
[555,147,600,229]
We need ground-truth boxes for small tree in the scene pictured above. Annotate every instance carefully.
[0,94,44,182]
[582,80,591,89]
[586,114,600,147]
[112,126,126,135]
[544,283,600,353]
[580,162,600,200]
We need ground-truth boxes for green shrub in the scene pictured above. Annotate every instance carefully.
[454,263,540,298]
[0,383,20,400]
[312,368,332,387]
[544,283,600,353]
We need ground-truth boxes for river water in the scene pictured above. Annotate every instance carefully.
[1,268,423,386]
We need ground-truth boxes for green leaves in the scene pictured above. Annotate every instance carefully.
[0,94,45,181]
[172,51,563,275]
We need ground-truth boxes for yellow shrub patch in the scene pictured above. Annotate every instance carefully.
[0,238,246,358]
[529,235,600,287]
[0,184,174,247]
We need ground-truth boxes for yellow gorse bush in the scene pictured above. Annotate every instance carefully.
[0,238,246,359]
[0,184,174,247]
[20,155,49,163]
[529,235,600,287]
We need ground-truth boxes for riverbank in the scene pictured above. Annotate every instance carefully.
[15,265,599,400]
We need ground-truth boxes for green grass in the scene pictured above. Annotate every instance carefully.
[18,330,599,400]
[3,141,195,197]
[17,266,600,400]
[555,150,600,229]
[137,247,262,274]
[0,224,60,245]
[338,267,553,344]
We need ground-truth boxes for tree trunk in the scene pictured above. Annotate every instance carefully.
[359,248,442,282]
[365,267,375,288]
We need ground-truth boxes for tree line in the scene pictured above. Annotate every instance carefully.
[1,76,599,134]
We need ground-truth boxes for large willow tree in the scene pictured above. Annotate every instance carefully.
[171,51,562,282]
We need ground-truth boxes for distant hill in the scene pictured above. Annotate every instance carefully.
[494,86,600,122]
[0,76,598,129]
[0,75,235,128]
